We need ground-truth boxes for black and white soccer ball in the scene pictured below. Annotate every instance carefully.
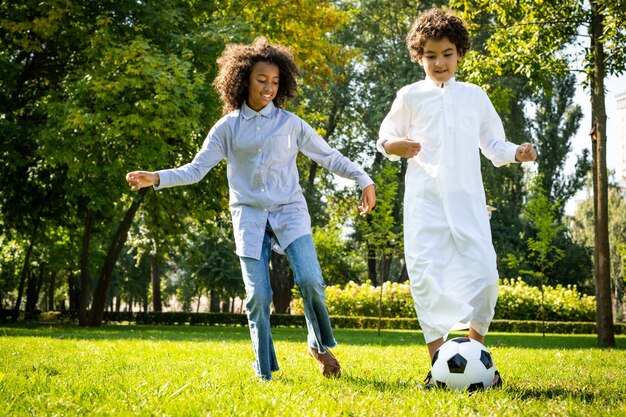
[430,336,496,391]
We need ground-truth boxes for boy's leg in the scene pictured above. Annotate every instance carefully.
[468,326,485,344]
[239,229,279,380]
[427,337,445,360]
[468,325,502,386]
[284,234,340,377]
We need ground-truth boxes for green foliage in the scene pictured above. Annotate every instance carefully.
[312,224,366,286]
[291,279,596,322]
[572,184,626,318]
[292,280,415,318]
[356,162,403,283]
[522,175,565,277]
[496,278,596,321]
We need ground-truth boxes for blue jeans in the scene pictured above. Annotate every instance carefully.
[239,226,337,380]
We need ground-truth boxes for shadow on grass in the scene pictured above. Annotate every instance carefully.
[1,323,625,350]
[510,386,597,402]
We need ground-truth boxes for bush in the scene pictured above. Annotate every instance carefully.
[495,278,596,322]
[291,280,415,318]
[291,278,597,322]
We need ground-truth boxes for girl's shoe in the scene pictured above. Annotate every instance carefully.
[308,347,341,378]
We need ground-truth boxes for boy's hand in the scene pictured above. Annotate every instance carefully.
[515,143,537,162]
[126,171,160,191]
[359,184,376,216]
[383,138,421,159]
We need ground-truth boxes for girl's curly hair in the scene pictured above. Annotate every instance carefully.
[406,8,471,62]
[213,37,299,115]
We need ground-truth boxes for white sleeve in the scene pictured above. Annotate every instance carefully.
[154,126,226,190]
[478,91,518,167]
[377,90,410,162]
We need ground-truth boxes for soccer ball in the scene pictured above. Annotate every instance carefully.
[430,336,496,391]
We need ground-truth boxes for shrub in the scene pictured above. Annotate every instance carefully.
[291,278,597,322]
[291,280,415,318]
[495,278,596,322]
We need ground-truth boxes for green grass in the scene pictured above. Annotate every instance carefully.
[1,324,625,416]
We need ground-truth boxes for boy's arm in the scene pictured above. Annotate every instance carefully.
[380,138,421,159]
[378,89,412,161]
[515,143,537,162]
[478,91,521,167]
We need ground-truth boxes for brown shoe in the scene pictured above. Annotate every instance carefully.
[308,347,341,378]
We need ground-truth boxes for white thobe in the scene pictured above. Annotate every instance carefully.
[377,77,518,343]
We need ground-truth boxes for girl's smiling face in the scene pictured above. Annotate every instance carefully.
[247,61,279,112]
[419,37,462,84]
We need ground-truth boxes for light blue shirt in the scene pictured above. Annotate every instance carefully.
[155,102,374,260]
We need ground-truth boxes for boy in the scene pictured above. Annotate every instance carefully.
[377,8,536,387]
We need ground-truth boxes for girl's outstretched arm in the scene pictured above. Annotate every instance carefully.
[359,184,376,216]
[126,171,160,191]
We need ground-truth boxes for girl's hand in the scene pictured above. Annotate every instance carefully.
[126,171,159,191]
[383,138,421,159]
[359,184,376,216]
[515,143,537,162]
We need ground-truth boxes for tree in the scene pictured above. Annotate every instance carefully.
[450,0,625,346]
[508,175,565,333]
[531,73,590,219]
[572,185,626,321]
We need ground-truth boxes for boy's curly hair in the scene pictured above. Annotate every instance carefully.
[406,8,471,62]
[213,37,299,115]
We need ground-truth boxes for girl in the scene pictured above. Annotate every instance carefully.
[127,37,376,381]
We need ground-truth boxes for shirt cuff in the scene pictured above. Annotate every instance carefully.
[376,138,401,162]
[152,169,170,190]
[506,143,519,164]
[356,174,375,190]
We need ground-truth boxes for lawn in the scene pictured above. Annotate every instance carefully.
[1,324,625,416]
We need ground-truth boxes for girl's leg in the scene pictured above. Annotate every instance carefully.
[239,229,278,380]
[284,234,340,377]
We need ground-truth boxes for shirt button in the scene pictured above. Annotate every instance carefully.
[261,188,265,192]
[256,127,260,131]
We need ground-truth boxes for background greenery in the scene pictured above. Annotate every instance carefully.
[1,0,625,327]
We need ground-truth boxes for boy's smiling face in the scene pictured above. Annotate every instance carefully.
[248,60,279,112]
[418,37,462,84]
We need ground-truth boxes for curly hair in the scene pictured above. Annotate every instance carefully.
[213,37,300,115]
[406,8,471,62]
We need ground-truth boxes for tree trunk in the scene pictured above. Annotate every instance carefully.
[367,247,377,284]
[48,269,56,311]
[590,0,615,347]
[89,188,148,326]
[78,209,94,326]
[151,251,162,312]
[12,218,40,322]
[68,274,79,315]
[25,263,45,320]
[209,291,221,312]
[270,251,293,313]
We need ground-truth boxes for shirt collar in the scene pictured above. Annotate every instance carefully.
[425,75,456,88]
[241,101,276,120]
